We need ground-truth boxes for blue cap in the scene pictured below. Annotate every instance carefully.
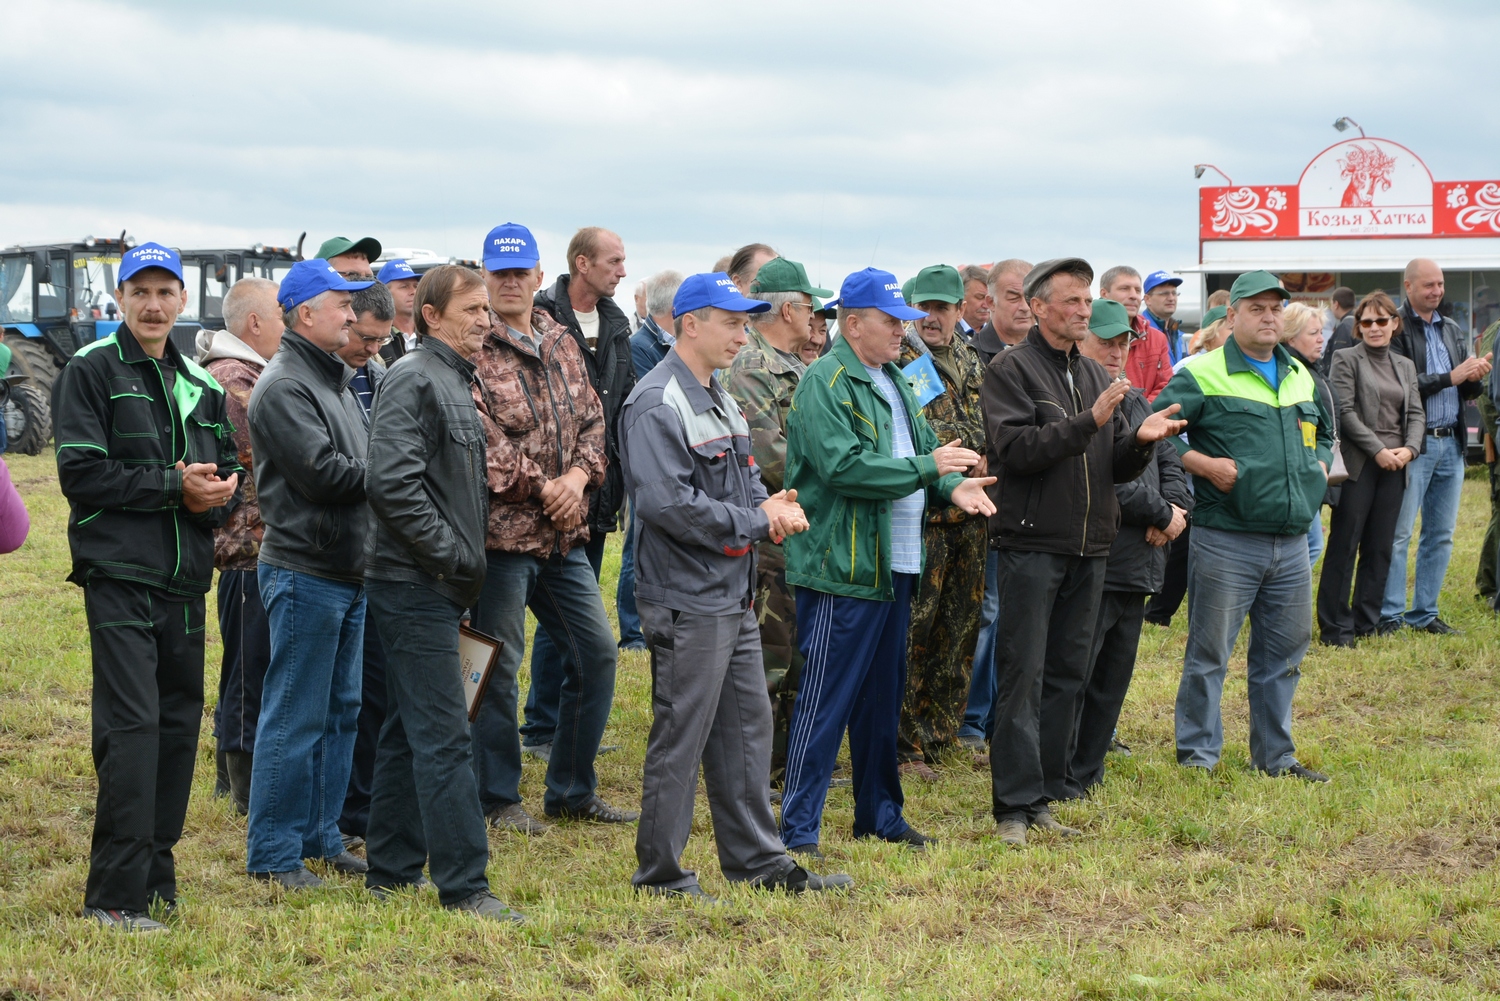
[377,259,419,283]
[1143,270,1183,293]
[277,259,374,312]
[482,222,540,271]
[672,273,773,318]
[117,242,184,285]
[824,267,926,320]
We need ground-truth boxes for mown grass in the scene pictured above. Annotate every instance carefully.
[1,448,1498,999]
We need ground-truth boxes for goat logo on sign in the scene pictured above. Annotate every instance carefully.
[1337,144,1398,208]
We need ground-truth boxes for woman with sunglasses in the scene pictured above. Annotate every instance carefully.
[1317,291,1426,646]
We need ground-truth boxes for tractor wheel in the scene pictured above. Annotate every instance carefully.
[6,335,62,400]
[3,383,52,455]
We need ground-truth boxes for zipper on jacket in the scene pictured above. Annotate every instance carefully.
[1069,357,1090,556]
[150,356,186,579]
[541,336,573,556]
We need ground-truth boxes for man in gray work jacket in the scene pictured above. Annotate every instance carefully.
[620,272,852,900]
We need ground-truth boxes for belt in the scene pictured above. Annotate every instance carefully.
[1426,425,1457,438]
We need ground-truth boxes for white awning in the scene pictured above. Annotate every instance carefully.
[1192,237,1500,272]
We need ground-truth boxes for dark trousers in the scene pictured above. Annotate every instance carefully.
[339,617,389,838]
[364,579,490,906]
[1067,591,1148,796]
[1317,466,1405,644]
[780,575,916,849]
[1145,524,1190,625]
[83,578,205,912]
[521,531,607,748]
[989,550,1106,823]
[1477,460,1500,599]
[214,568,269,754]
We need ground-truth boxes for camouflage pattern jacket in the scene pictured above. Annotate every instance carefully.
[899,332,988,525]
[472,308,608,559]
[202,329,267,571]
[724,328,804,570]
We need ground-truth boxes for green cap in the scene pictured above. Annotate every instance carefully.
[316,235,382,263]
[907,264,964,305]
[749,257,833,297]
[1088,298,1133,339]
[900,277,915,302]
[1201,305,1227,327]
[1229,270,1290,304]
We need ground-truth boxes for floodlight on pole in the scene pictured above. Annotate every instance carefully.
[1333,116,1365,137]
[1193,164,1233,184]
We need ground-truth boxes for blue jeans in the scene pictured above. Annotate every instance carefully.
[1307,511,1324,570]
[617,504,644,648]
[1382,434,1465,627]
[521,533,606,748]
[247,566,365,873]
[1176,525,1308,774]
[959,550,1000,741]
[470,547,618,815]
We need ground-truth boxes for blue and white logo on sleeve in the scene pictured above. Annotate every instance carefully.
[901,353,946,408]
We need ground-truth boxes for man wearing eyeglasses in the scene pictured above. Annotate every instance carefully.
[317,236,382,281]
[1141,271,1184,365]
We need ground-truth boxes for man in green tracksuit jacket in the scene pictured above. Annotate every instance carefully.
[1152,270,1333,783]
[778,267,995,856]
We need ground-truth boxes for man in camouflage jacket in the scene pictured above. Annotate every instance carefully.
[895,266,990,773]
[723,257,832,785]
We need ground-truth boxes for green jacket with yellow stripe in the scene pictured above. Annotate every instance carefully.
[1153,337,1333,536]
[784,335,964,600]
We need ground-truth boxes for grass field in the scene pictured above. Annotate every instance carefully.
[1,448,1498,999]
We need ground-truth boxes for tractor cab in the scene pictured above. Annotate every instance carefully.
[174,240,303,355]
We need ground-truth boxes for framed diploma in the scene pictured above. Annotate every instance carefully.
[458,624,503,723]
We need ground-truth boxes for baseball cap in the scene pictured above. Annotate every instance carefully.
[316,236,382,263]
[1229,270,1290,304]
[377,259,419,284]
[1022,258,1094,302]
[813,297,837,318]
[824,267,926,321]
[117,242,184,285]
[1201,305,1228,327]
[907,264,964,305]
[749,257,833,297]
[1143,270,1184,294]
[1088,298,1133,339]
[278,259,374,313]
[672,272,774,318]
[482,222,540,271]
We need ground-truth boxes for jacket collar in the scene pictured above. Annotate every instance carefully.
[1401,299,1444,332]
[969,321,1003,357]
[540,274,629,347]
[642,315,675,348]
[1024,325,1078,368]
[662,347,727,415]
[419,334,478,377]
[1223,334,1295,383]
[485,307,565,359]
[829,332,900,384]
[280,327,355,391]
[747,327,803,376]
[115,322,188,370]
[201,327,269,369]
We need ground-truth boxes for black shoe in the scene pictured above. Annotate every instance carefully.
[1319,636,1357,649]
[860,827,932,851]
[756,864,853,893]
[83,907,169,933]
[340,832,365,852]
[1142,616,1171,628]
[226,752,253,816]
[368,877,432,901]
[487,802,551,834]
[1375,619,1405,636]
[786,843,824,861]
[637,883,719,903]
[1418,617,1462,636]
[326,851,369,875]
[250,867,325,890]
[1276,763,1330,784]
[545,795,640,824]
[446,890,526,923]
[214,743,231,799]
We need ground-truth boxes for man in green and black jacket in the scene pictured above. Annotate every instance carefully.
[53,243,241,932]
[1153,270,1333,783]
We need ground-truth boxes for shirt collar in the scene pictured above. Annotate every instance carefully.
[644,315,675,347]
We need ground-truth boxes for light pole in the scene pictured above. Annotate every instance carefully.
[1333,116,1365,138]
[1193,164,1234,185]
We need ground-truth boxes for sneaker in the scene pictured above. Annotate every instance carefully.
[1419,617,1462,636]
[368,877,432,901]
[488,802,551,834]
[1277,762,1330,784]
[326,851,369,875]
[756,864,853,893]
[861,827,932,851]
[340,832,365,852]
[522,743,552,763]
[637,883,719,903]
[83,907,169,933]
[995,819,1027,846]
[1031,810,1081,837]
[786,843,824,861]
[898,760,940,783]
[545,795,640,824]
[250,867,325,890]
[446,890,525,924]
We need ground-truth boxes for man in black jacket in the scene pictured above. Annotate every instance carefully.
[53,243,241,931]
[245,259,375,889]
[363,265,524,923]
[981,259,1184,847]
[1065,300,1191,796]
[524,227,635,760]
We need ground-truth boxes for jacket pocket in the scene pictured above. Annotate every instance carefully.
[1216,398,1269,456]
[313,505,339,551]
[109,379,160,440]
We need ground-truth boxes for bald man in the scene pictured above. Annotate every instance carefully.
[1382,259,1492,635]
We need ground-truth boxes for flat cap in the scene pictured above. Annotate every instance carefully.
[1023,257,1093,301]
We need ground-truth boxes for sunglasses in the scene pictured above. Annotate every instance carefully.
[1358,315,1395,328]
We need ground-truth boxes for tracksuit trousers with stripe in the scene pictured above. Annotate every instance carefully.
[779,574,916,850]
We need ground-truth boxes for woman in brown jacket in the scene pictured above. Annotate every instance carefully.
[1317,291,1426,646]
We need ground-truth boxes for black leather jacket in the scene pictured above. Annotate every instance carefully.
[364,338,489,608]
[1392,301,1480,451]
[248,329,370,583]
[535,275,636,535]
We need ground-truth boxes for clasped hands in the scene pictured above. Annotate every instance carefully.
[540,467,589,530]
[761,489,809,544]
[177,461,237,513]
[1144,504,1188,547]
[1374,446,1415,471]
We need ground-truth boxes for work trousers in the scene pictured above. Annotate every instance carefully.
[1066,590,1148,796]
[632,600,794,892]
[521,532,607,748]
[83,578,205,912]
[1317,466,1405,645]
[214,567,269,755]
[363,580,491,907]
[339,615,389,838]
[780,574,916,850]
[1478,458,1500,600]
[989,550,1106,824]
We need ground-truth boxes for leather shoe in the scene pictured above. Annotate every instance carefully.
[446,890,525,924]
[638,883,719,903]
[861,827,932,851]
[756,864,853,893]
[250,867,325,890]
[1275,762,1330,783]
[1419,617,1462,636]
[545,795,640,824]
[83,907,169,933]
[369,877,432,901]
[996,819,1027,846]
[488,802,551,834]
[1031,810,1081,836]
[898,760,940,783]
[327,850,369,874]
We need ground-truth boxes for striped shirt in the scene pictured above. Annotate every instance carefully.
[1420,314,1459,428]
[865,364,924,573]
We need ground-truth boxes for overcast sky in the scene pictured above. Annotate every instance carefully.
[3,0,1497,308]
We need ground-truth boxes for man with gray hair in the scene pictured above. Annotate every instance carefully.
[970,258,1033,367]
[957,264,991,340]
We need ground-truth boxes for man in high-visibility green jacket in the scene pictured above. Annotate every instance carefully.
[1153,270,1334,783]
